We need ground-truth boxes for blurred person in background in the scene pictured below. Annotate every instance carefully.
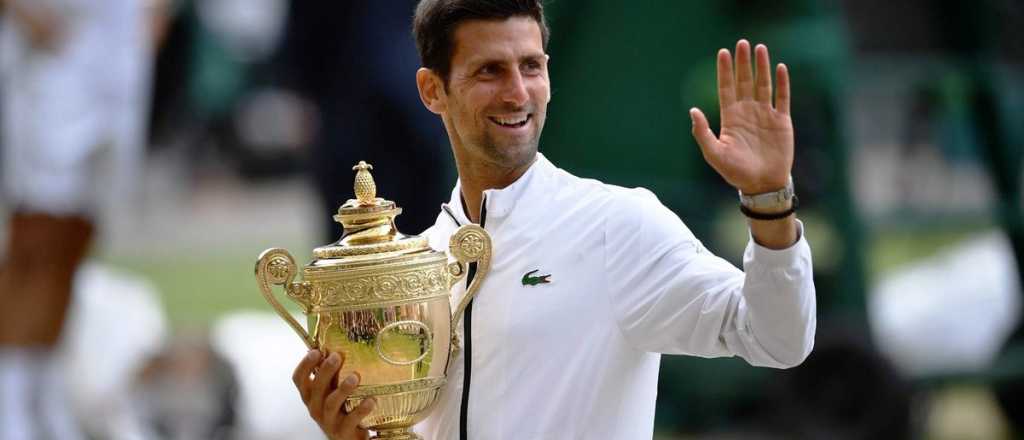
[0,0,155,438]
[275,1,450,242]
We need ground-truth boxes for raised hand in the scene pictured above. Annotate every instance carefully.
[690,40,793,195]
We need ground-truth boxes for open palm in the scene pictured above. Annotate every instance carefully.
[691,40,793,195]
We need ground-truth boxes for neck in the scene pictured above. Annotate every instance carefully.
[452,150,536,224]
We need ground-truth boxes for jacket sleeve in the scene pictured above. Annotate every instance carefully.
[603,188,816,368]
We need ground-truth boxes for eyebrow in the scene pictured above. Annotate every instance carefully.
[468,53,547,70]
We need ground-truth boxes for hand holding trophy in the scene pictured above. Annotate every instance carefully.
[255,162,492,439]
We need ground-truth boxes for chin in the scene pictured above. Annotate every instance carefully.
[484,143,536,169]
[475,130,537,165]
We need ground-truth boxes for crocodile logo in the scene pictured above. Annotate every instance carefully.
[521,269,552,286]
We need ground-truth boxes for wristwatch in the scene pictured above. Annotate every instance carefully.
[738,176,795,213]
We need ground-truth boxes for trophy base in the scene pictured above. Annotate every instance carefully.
[373,428,421,440]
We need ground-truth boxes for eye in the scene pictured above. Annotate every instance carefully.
[477,63,501,77]
[522,59,544,75]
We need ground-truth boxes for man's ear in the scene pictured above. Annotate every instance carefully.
[416,68,447,115]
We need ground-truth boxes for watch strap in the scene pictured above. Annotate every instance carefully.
[740,195,799,220]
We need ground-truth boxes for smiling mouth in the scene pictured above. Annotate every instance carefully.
[489,114,532,129]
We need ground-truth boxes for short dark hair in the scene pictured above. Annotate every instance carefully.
[413,0,550,84]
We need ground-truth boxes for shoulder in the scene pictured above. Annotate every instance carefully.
[547,167,663,214]
[419,210,455,252]
[576,177,676,229]
[545,168,690,239]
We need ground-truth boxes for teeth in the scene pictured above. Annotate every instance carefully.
[493,115,528,126]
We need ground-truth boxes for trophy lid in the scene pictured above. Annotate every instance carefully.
[312,161,430,261]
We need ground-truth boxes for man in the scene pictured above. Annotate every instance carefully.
[292,1,815,438]
[0,0,152,438]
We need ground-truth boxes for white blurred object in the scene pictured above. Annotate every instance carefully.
[62,262,169,439]
[210,311,324,440]
[197,0,287,62]
[869,231,1022,377]
[0,0,151,218]
[235,88,315,153]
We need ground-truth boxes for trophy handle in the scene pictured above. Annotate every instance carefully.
[255,248,315,349]
[447,225,492,356]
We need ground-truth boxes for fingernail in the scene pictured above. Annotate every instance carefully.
[344,374,359,386]
[306,350,320,361]
[327,353,340,365]
[365,397,377,410]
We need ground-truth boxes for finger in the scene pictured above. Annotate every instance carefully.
[338,397,377,434]
[716,48,736,109]
[322,373,361,431]
[309,352,343,420]
[775,63,790,115]
[293,350,322,404]
[754,44,772,104]
[734,39,753,100]
[689,108,720,161]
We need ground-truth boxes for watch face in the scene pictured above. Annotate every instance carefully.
[740,181,794,210]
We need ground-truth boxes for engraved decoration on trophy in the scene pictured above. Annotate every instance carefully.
[255,161,491,440]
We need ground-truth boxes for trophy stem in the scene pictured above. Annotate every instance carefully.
[373,428,422,440]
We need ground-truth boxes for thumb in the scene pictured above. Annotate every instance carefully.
[689,107,719,161]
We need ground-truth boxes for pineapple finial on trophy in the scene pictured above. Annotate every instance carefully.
[352,161,376,205]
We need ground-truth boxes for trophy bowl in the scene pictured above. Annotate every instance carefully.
[255,162,490,439]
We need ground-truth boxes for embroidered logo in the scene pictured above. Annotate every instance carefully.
[521,269,552,286]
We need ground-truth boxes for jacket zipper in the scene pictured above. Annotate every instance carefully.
[444,197,486,440]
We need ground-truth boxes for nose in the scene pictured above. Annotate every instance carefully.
[500,70,529,108]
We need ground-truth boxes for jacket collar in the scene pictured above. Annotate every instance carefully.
[442,152,556,226]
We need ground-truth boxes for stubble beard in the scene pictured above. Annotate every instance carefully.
[477,128,538,170]
[478,106,544,171]
[446,94,546,172]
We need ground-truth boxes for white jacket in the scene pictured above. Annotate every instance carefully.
[416,153,816,439]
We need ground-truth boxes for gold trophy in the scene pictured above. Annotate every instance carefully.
[255,161,490,439]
